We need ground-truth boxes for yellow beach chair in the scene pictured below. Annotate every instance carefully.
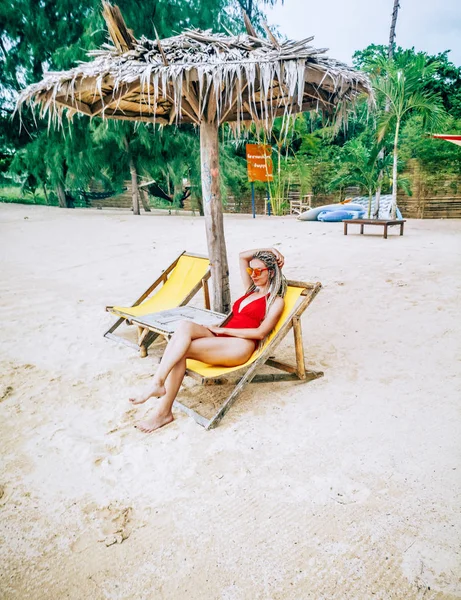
[105,252,211,356]
[176,280,323,429]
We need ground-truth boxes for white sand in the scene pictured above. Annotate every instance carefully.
[0,203,460,599]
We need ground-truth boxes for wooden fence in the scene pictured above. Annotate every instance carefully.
[88,161,461,218]
[396,159,461,218]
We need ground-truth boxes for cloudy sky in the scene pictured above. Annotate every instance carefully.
[266,0,461,67]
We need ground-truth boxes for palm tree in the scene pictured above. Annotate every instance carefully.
[372,53,445,218]
[374,0,400,217]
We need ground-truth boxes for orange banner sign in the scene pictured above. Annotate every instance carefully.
[246,144,273,182]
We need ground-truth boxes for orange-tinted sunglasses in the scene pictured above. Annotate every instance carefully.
[246,267,269,277]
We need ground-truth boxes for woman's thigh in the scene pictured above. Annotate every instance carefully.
[174,320,215,340]
[186,337,256,367]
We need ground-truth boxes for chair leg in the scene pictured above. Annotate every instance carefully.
[104,332,140,352]
[206,361,262,430]
[202,277,210,309]
[104,317,140,351]
[174,401,211,428]
[104,317,125,337]
[138,329,160,357]
[293,316,306,380]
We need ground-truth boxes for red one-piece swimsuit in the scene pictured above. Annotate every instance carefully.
[217,292,268,342]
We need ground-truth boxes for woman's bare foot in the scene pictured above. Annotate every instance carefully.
[129,380,166,405]
[135,411,174,433]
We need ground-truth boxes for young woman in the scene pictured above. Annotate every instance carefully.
[129,247,287,432]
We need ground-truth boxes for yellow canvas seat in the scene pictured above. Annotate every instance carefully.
[176,280,323,429]
[105,252,210,356]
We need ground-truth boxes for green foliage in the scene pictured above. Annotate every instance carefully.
[399,114,461,172]
[354,50,446,216]
[0,184,48,204]
[328,137,393,216]
[1,0,286,209]
[220,140,250,206]
[2,9,461,213]
[354,45,461,119]
[371,52,446,141]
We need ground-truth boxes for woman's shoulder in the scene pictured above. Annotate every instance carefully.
[271,296,285,310]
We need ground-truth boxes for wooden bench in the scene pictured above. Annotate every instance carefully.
[343,218,406,239]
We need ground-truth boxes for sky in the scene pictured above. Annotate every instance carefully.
[266,0,461,67]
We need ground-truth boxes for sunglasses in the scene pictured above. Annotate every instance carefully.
[246,267,269,277]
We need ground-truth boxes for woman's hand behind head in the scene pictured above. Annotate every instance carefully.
[270,247,284,269]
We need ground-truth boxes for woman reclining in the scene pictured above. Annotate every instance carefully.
[130,247,287,432]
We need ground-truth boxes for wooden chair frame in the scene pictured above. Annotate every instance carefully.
[289,194,312,215]
[175,280,323,430]
[104,251,211,357]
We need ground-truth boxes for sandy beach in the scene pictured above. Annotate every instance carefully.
[0,203,460,599]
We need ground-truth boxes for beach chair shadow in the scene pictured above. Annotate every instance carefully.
[105,252,211,357]
[179,280,323,429]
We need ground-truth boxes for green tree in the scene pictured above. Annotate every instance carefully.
[1,0,258,209]
[354,45,461,119]
[371,53,446,218]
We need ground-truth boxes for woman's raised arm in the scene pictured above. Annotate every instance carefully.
[239,247,285,288]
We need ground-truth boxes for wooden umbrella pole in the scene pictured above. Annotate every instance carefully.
[200,120,231,314]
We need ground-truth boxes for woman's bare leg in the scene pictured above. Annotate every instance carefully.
[155,321,214,384]
[135,337,255,434]
[136,358,186,433]
[129,321,213,405]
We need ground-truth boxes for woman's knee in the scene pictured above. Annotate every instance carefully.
[174,320,195,336]
[174,320,210,340]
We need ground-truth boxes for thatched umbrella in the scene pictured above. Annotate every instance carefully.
[17,2,371,313]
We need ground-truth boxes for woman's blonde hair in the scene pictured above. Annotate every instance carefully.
[248,250,287,319]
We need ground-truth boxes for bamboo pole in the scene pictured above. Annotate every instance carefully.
[199,120,231,313]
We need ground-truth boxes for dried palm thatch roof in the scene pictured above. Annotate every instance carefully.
[16,2,372,131]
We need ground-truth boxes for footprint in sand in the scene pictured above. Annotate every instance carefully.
[0,385,14,402]
[97,504,134,546]
[71,503,134,552]
[106,408,137,435]
[48,427,114,468]
[93,443,122,466]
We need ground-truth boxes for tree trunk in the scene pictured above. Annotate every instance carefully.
[200,120,231,313]
[166,172,172,196]
[123,136,140,215]
[388,0,400,58]
[56,180,68,208]
[129,156,140,215]
[374,0,401,218]
[140,189,151,212]
[43,183,49,205]
[391,120,400,219]
[367,188,373,219]
[173,180,183,208]
[373,170,383,218]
